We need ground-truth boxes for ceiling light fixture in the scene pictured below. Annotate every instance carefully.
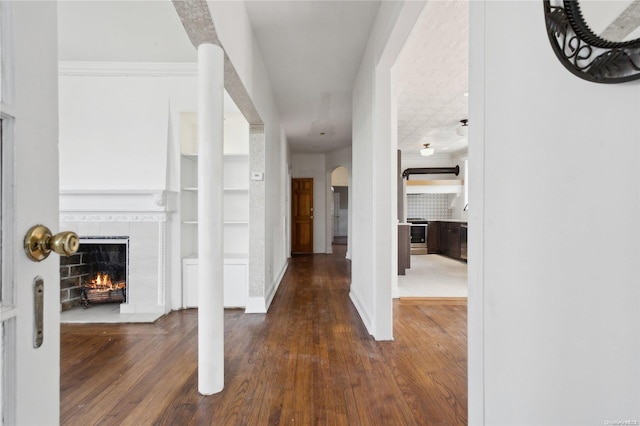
[420,143,434,156]
[456,118,469,136]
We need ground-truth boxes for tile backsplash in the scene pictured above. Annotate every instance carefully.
[406,193,454,219]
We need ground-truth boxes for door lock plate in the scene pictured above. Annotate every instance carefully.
[34,277,44,348]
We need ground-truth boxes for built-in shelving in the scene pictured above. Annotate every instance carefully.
[179,151,249,309]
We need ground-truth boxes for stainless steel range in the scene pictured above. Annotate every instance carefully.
[407,218,428,255]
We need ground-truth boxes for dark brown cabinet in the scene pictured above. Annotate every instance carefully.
[427,221,440,253]
[398,224,411,275]
[460,223,467,260]
[426,221,466,261]
[440,222,461,259]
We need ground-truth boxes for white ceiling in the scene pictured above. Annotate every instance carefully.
[57,0,469,158]
[244,1,381,153]
[394,0,469,159]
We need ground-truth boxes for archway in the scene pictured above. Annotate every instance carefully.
[330,166,349,247]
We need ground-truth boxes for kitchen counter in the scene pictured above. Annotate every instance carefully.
[427,219,467,223]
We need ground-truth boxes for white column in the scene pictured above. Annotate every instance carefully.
[197,43,225,395]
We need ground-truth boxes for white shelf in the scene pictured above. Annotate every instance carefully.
[183,187,248,192]
[181,153,249,159]
[181,153,198,161]
[183,221,249,225]
[180,140,249,309]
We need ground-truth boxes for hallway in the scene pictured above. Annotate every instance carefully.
[61,246,467,425]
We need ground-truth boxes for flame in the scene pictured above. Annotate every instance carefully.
[84,273,126,291]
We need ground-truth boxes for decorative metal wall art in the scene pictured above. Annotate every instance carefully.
[544,0,640,83]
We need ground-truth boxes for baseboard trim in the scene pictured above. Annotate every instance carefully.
[399,297,467,305]
[244,297,267,314]
[349,289,373,336]
[244,262,289,314]
[392,283,400,299]
[265,262,288,310]
[119,303,166,314]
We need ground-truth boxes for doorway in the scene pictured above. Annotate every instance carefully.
[330,166,349,245]
[291,178,314,254]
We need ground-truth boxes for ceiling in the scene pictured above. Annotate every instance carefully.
[57,0,468,158]
[243,1,381,153]
[394,1,469,159]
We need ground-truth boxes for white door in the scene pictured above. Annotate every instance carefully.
[1,2,61,424]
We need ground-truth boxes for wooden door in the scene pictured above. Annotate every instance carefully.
[292,178,314,253]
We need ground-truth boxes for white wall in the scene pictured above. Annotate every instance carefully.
[351,0,425,340]
[469,1,640,423]
[59,73,191,190]
[206,0,289,310]
[291,153,327,253]
[59,69,198,312]
[331,166,349,186]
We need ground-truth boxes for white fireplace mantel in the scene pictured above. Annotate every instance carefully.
[59,189,178,317]
[60,190,177,222]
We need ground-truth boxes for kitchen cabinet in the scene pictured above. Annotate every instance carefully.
[460,223,467,260]
[427,221,440,253]
[398,224,411,275]
[440,222,461,259]
[408,220,467,261]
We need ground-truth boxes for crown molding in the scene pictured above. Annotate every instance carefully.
[58,61,197,77]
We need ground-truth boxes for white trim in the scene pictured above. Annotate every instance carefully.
[61,213,170,222]
[58,61,197,77]
[244,297,267,314]
[392,282,400,299]
[59,190,178,222]
[349,289,373,335]
[468,1,485,423]
[265,262,288,311]
[119,303,166,315]
[244,261,288,314]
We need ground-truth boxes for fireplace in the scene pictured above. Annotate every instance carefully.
[60,237,129,309]
[59,189,174,316]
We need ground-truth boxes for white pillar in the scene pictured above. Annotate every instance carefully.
[197,43,225,395]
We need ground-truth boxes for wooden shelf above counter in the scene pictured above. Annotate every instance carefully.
[405,180,464,194]
[406,179,464,186]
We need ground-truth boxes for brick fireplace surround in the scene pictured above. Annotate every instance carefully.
[59,190,176,315]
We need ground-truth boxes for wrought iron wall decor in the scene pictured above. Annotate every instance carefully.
[544,0,640,83]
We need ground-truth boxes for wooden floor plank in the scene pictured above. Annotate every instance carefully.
[61,246,467,425]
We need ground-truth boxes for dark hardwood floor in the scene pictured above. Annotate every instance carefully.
[61,246,467,425]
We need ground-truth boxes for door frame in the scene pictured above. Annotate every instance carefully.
[291,177,314,254]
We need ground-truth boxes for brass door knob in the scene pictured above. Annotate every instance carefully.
[24,225,79,262]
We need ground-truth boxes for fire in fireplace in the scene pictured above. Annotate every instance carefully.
[83,272,126,304]
[75,237,129,307]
